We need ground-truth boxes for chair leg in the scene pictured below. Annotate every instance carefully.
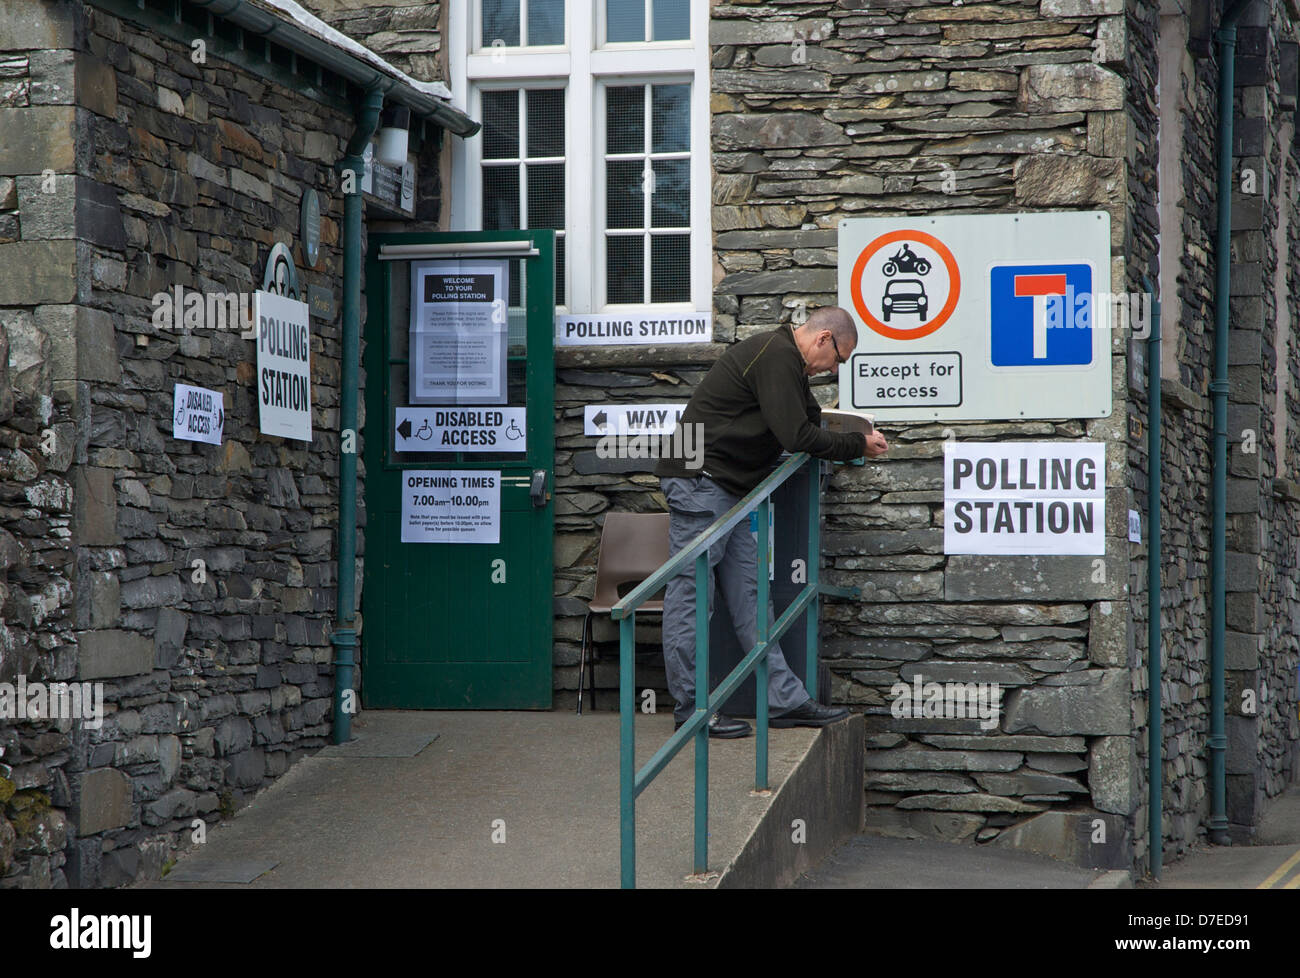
[578,611,591,716]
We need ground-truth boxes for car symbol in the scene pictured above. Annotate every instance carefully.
[882,279,929,322]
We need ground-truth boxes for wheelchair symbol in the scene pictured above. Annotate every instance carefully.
[505,419,523,441]
[415,419,433,440]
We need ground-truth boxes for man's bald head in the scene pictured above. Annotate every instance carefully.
[800,306,858,351]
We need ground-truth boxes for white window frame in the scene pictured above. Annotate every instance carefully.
[449,0,711,316]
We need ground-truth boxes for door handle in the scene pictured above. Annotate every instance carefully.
[530,469,549,508]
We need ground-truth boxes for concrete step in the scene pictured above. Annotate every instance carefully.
[142,710,864,889]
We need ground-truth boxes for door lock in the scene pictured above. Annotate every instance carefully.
[530,469,549,507]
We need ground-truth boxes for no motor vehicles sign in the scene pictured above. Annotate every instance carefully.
[837,212,1113,423]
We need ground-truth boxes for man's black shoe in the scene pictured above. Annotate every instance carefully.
[770,699,850,728]
[675,713,752,739]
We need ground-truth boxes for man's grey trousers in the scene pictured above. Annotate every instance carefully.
[660,475,811,724]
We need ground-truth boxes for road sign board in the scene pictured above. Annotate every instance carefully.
[838,212,1112,422]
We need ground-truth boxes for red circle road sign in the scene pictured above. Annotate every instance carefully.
[850,229,961,341]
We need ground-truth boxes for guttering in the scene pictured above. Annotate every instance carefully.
[190,0,480,136]
[329,88,384,744]
[1144,276,1163,878]
[1209,0,1255,845]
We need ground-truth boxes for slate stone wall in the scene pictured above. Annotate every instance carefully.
[1124,0,1215,873]
[0,0,96,892]
[309,1,444,84]
[699,0,1140,867]
[0,0,374,887]
[1215,0,1300,839]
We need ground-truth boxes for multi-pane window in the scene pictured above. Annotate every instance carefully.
[605,0,689,43]
[604,83,690,304]
[482,0,565,46]
[453,1,706,314]
[481,88,567,305]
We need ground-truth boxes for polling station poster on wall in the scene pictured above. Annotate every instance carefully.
[409,260,508,405]
[401,469,501,543]
[255,290,312,441]
[172,383,224,445]
[944,442,1105,555]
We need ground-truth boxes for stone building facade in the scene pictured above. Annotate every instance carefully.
[3,0,1299,888]
[311,0,1299,876]
[0,0,459,887]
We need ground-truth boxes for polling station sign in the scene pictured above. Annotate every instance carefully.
[555,312,712,346]
[838,212,1112,422]
[172,384,224,446]
[395,407,526,453]
[255,290,312,441]
[944,442,1105,555]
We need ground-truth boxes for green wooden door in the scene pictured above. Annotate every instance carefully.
[362,230,555,708]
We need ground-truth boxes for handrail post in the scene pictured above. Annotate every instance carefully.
[620,612,636,888]
[805,458,820,699]
[755,497,770,791]
[693,552,709,874]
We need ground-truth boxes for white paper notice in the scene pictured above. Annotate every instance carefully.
[173,384,224,445]
[943,442,1105,555]
[409,260,508,404]
[401,469,501,543]
[255,289,312,441]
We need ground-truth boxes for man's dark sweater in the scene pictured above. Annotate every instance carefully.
[655,324,867,496]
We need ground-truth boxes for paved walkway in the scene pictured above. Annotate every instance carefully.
[795,835,1104,888]
[1144,785,1300,889]
[800,786,1300,890]
[141,710,817,889]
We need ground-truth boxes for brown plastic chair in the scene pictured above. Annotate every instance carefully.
[579,512,670,715]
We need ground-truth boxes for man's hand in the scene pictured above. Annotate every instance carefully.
[863,430,888,457]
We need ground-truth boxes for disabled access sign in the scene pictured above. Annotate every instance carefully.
[837,212,1112,422]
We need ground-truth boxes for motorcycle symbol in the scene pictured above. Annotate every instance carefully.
[881,243,931,277]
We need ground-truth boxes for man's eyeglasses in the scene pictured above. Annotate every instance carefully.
[829,333,845,365]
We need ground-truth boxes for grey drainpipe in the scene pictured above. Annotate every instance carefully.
[1209,0,1254,844]
[330,88,384,744]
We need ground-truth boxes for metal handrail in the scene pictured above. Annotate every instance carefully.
[612,452,858,887]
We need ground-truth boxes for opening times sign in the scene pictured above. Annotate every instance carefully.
[401,469,501,543]
[944,442,1105,555]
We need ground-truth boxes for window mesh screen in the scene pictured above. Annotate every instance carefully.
[528,0,564,44]
[604,82,689,305]
[480,87,567,305]
[481,90,519,160]
[606,0,645,42]
[652,0,689,41]
[482,0,520,47]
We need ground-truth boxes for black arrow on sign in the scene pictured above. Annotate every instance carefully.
[592,409,608,431]
[397,417,413,440]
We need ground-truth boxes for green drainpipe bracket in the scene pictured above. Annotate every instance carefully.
[331,628,358,742]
